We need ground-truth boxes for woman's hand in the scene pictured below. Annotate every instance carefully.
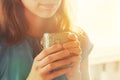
[27,44,78,80]
[63,33,82,80]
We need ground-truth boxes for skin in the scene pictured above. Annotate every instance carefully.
[27,34,81,80]
[21,0,62,38]
[21,0,89,80]
[21,0,62,18]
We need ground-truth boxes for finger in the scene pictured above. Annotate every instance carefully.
[67,47,82,56]
[40,37,44,46]
[71,56,81,71]
[68,33,78,40]
[63,40,80,49]
[41,56,78,73]
[40,49,70,68]
[48,67,71,80]
[69,55,81,68]
[35,44,63,61]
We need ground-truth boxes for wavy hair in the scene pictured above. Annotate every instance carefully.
[0,0,71,45]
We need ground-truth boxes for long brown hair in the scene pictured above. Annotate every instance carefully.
[0,0,71,45]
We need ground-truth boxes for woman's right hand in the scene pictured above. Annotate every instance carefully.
[27,44,77,80]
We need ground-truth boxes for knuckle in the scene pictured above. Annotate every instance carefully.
[79,47,82,54]
[48,67,69,79]
[53,44,62,49]
[43,49,49,55]
[33,63,38,69]
[78,56,82,60]
[72,56,78,61]
[78,47,81,52]
[47,64,53,70]
[64,59,71,64]
[46,55,53,62]
[75,48,82,55]
[76,40,80,46]
[34,54,40,61]
[63,50,69,55]
[34,57,38,61]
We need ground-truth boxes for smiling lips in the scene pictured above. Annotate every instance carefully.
[39,4,56,10]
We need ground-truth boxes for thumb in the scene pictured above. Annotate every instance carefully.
[40,37,44,46]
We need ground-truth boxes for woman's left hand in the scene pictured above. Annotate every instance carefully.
[62,33,82,80]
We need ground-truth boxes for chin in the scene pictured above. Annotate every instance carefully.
[39,15,54,19]
[37,12,56,19]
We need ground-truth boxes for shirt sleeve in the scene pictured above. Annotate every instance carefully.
[71,26,94,61]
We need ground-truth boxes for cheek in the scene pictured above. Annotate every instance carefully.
[56,0,62,11]
[21,0,37,11]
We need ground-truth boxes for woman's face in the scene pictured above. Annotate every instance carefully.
[21,0,62,18]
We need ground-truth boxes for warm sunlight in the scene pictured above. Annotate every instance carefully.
[69,0,120,80]
[0,0,119,80]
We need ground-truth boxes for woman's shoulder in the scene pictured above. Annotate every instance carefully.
[0,37,33,58]
[0,37,33,79]
[71,24,93,58]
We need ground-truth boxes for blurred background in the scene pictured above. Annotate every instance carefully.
[67,0,120,80]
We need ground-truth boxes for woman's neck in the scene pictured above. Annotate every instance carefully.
[24,8,55,39]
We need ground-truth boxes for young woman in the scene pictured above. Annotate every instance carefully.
[0,0,93,80]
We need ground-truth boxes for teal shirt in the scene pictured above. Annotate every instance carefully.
[0,37,34,80]
[0,36,67,80]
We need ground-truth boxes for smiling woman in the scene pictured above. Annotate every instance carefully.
[21,0,62,18]
[0,0,93,80]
